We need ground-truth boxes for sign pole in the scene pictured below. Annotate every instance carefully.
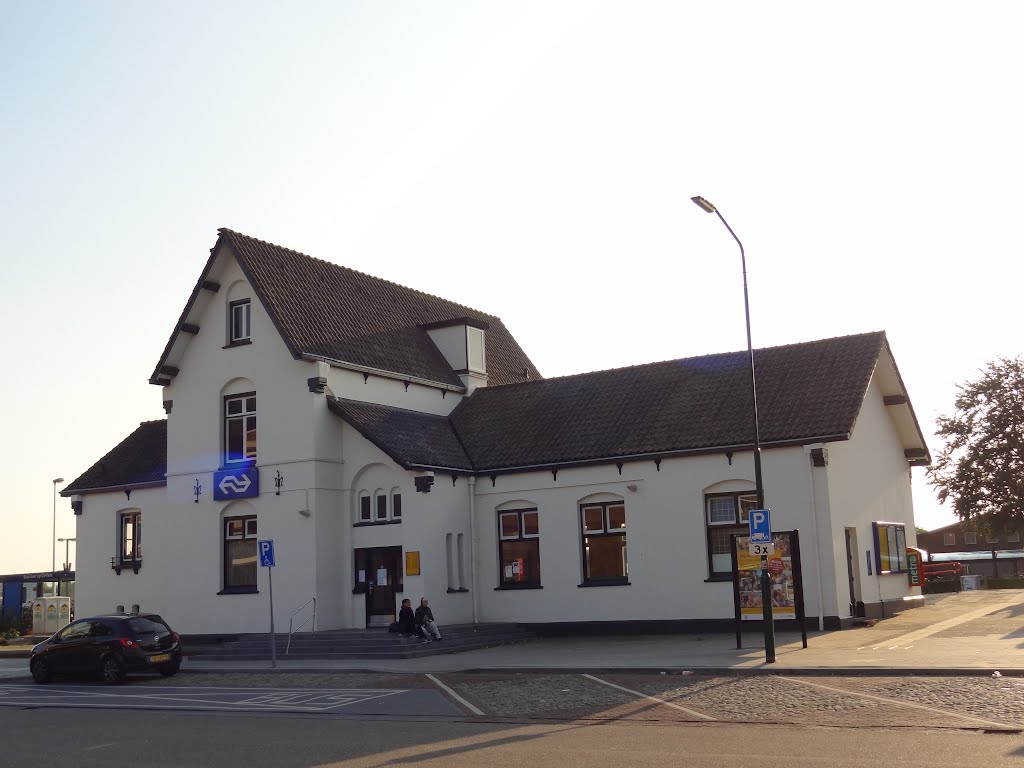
[258,539,278,669]
[268,565,276,669]
[760,553,775,662]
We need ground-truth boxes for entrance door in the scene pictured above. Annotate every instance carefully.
[845,528,863,617]
[355,546,403,628]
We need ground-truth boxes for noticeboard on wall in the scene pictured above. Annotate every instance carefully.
[405,551,421,577]
[873,522,908,574]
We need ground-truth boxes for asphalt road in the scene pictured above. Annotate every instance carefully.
[5,709,1024,767]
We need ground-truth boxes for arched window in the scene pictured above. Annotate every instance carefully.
[222,505,258,592]
[704,482,756,578]
[497,502,541,588]
[579,495,627,585]
[358,491,371,522]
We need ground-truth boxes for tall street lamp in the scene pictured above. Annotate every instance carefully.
[58,537,77,571]
[52,477,64,573]
[691,196,775,664]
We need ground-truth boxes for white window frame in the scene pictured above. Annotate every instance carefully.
[358,492,371,522]
[964,532,977,545]
[119,510,141,563]
[1007,531,1020,543]
[943,532,956,546]
[224,394,257,464]
[986,533,999,544]
[230,299,251,342]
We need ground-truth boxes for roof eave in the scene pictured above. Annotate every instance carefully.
[301,353,466,393]
[61,479,167,497]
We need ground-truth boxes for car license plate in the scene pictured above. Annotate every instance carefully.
[150,653,170,663]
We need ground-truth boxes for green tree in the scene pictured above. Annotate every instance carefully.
[928,357,1024,532]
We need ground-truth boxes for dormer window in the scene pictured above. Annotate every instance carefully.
[467,326,486,374]
[230,299,251,343]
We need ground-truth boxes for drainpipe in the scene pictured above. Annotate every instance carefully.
[467,476,479,625]
[804,444,826,631]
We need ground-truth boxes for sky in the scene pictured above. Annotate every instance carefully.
[2,2,1022,575]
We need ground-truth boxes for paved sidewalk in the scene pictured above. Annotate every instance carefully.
[3,590,1021,675]
[176,590,1024,675]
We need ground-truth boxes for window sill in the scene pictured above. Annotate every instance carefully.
[223,339,252,349]
[111,558,142,575]
[704,575,733,583]
[494,584,542,590]
[578,580,630,588]
[448,587,470,593]
[217,587,258,595]
[354,520,403,527]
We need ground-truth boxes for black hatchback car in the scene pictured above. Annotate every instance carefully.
[30,613,182,685]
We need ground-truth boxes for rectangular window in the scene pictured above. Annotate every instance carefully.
[376,494,387,520]
[230,299,251,342]
[705,491,756,577]
[1007,531,1020,543]
[943,532,956,546]
[580,502,628,584]
[224,515,257,590]
[874,522,908,574]
[120,511,141,563]
[392,492,402,519]
[225,394,256,464]
[359,495,371,522]
[498,510,541,587]
[964,532,977,545]
[986,533,999,544]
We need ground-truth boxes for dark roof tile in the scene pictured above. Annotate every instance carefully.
[63,420,167,494]
[151,229,541,388]
[328,398,472,470]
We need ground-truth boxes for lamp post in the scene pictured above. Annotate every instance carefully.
[58,537,77,571]
[691,196,775,663]
[52,477,64,573]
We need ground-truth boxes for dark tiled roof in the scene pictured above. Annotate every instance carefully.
[448,332,888,470]
[63,420,167,494]
[151,229,541,388]
[327,398,472,470]
[332,331,895,472]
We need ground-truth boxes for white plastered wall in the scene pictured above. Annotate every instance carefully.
[822,369,920,616]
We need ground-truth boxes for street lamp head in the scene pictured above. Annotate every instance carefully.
[690,196,717,213]
[53,477,64,484]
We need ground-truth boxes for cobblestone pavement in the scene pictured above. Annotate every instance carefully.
[6,669,1023,731]
[435,672,1024,731]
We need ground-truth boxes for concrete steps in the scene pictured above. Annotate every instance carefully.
[184,623,537,660]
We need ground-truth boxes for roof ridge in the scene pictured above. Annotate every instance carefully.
[219,228,503,322]
[480,331,887,392]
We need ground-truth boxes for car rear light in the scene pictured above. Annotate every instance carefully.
[119,637,137,649]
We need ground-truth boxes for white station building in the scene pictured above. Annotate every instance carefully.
[64,229,930,636]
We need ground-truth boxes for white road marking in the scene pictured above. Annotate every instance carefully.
[0,686,414,713]
[777,676,1021,731]
[425,673,484,716]
[582,674,716,721]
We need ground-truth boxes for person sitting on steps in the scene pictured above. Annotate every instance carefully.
[415,597,442,642]
[397,598,428,641]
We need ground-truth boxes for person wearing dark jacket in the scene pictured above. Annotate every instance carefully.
[414,598,442,641]
[398,599,428,641]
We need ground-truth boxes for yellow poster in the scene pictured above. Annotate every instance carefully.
[735,533,797,620]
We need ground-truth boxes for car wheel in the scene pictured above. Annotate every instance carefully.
[157,660,180,677]
[100,655,126,685]
[30,657,51,684]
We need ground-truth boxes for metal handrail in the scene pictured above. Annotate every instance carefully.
[285,597,317,655]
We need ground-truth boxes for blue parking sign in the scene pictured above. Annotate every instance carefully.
[258,540,275,568]
[749,509,771,543]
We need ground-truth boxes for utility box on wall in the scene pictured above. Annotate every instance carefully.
[31,597,71,636]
